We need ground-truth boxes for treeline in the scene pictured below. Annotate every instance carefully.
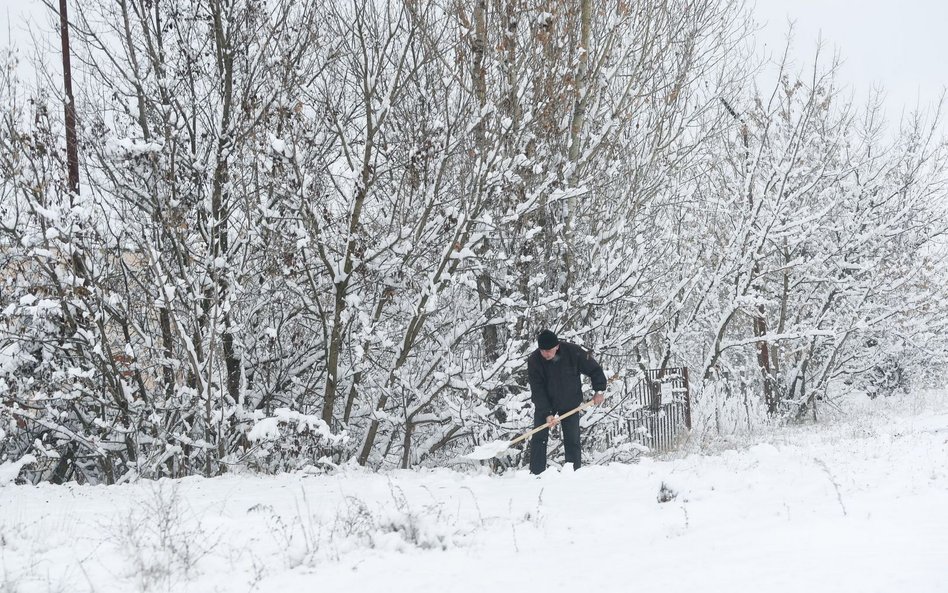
[0,0,945,483]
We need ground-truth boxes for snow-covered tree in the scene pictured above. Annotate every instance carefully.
[2,2,946,482]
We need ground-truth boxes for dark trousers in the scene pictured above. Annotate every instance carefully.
[529,410,581,474]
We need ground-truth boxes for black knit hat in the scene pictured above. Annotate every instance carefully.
[537,329,559,350]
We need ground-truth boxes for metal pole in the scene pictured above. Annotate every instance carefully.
[682,366,693,430]
[58,0,89,283]
[59,0,79,199]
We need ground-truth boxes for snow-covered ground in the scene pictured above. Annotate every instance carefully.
[2,391,947,593]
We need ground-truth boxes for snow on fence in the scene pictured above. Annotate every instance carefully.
[584,368,692,457]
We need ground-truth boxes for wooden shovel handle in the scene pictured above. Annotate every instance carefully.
[507,399,598,448]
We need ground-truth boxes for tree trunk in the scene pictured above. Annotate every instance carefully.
[562,0,592,290]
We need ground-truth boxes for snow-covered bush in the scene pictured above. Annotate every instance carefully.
[245,408,349,473]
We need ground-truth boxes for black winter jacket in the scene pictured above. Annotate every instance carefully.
[528,341,607,419]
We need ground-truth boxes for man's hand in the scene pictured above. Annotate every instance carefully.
[546,414,559,427]
[592,391,605,405]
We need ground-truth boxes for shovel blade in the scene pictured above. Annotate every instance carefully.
[463,440,514,460]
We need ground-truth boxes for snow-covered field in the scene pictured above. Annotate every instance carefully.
[2,392,947,593]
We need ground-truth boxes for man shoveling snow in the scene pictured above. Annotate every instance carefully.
[526,329,606,473]
[464,330,607,466]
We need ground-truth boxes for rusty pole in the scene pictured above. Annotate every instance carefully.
[59,0,79,198]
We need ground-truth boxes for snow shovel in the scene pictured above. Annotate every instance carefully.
[464,399,598,460]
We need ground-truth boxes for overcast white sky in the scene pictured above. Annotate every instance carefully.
[754,0,948,123]
[1,0,43,45]
[1,0,946,126]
